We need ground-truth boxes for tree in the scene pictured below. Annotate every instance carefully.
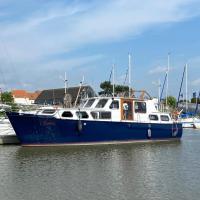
[0,91,19,111]
[165,96,177,108]
[191,98,200,104]
[99,81,112,95]
[1,92,14,104]
[99,81,129,95]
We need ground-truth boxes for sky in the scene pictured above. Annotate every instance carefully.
[0,0,200,99]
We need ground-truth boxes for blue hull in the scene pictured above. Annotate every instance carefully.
[7,112,182,146]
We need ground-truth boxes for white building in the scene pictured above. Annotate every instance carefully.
[11,90,40,105]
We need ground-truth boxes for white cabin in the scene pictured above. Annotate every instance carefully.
[34,96,172,124]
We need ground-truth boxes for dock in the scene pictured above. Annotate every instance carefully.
[0,135,20,145]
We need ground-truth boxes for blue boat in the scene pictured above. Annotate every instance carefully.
[6,92,182,146]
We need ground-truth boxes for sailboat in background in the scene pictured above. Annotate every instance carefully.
[193,92,200,129]
[177,64,200,128]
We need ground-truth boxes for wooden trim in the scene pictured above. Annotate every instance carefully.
[120,98,134,120]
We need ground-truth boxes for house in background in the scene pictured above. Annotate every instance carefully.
[35,85,96,107]
[11,90,41,105]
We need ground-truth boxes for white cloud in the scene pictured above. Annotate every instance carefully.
[0,83,6,89]
[0,0,200,63]
[0,0,200,90]
[39,54,104,71]
[149,66,167,74]
[191,78,200,86]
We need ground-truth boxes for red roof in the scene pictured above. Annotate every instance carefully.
[11,90,41,100]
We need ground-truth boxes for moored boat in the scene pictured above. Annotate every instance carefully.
[193,118,200,129]
[178,113,195,128]
[6,91,182,146]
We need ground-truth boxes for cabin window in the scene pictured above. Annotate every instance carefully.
[99,112,111,119]
[149,114,158,121]
[85,99,95,108]
[76,111,89,119]
[62,111,73,118]
[135,102,146,113]
[161,115,169,121]
[95,99,108,108]
[109,100,119,109]
[42,109,56,114]
[91,112,98,119]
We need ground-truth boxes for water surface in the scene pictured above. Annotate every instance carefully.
[0,129,200,200]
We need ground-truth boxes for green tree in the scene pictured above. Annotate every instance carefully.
[191,98,200,104]
[1,92,14,104]
[99,81,129,95]
[99,81,112,95]
[1,91,19,111]
[165,96,177,108]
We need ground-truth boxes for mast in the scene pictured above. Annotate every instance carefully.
[166,53,170,106]
[195,92,200,114]
[74,76,84,107]
[160,72,167,102]
[128,53,131,98]
[112,64,115,97]
[64,72,67,95]
[185,63,188,112]
[177,65,186,107]
[158,79,161,104]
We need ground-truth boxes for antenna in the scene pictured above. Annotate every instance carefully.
[128,53,131,98]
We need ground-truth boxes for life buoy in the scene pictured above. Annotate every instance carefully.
[172,127,178,137]
[147,128,151,139]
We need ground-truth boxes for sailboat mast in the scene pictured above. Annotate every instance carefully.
[166,53,170,106]
[177,65,186,107]
[128,53,131,98]
[64,72,67,95]
[185,63,188,112]
[112,64,115,97]
[158,79,161,104]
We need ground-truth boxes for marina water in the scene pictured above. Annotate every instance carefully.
[0,129,200,200]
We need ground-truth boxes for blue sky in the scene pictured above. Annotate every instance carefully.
[0,0,200,99]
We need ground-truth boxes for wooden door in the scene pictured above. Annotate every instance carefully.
[121,98,133,120]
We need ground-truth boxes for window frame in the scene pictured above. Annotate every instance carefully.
[84,99,95,108]
[109,100,119,109]
[42,109,56,114]
[62,111,73,118]
[99,111,111,119]
[76,111,89,119]
[134,101,147,113]
[149,114,159,121]
[95,99,108,108]
[160,115,170,121]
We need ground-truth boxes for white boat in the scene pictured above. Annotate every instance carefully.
[6,92,183,146]
[178,117,194,128]
[193,118,200,129]
[0,117,16,136]
[0,117,20,144]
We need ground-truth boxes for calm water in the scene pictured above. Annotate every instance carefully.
[0,129,200,200]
